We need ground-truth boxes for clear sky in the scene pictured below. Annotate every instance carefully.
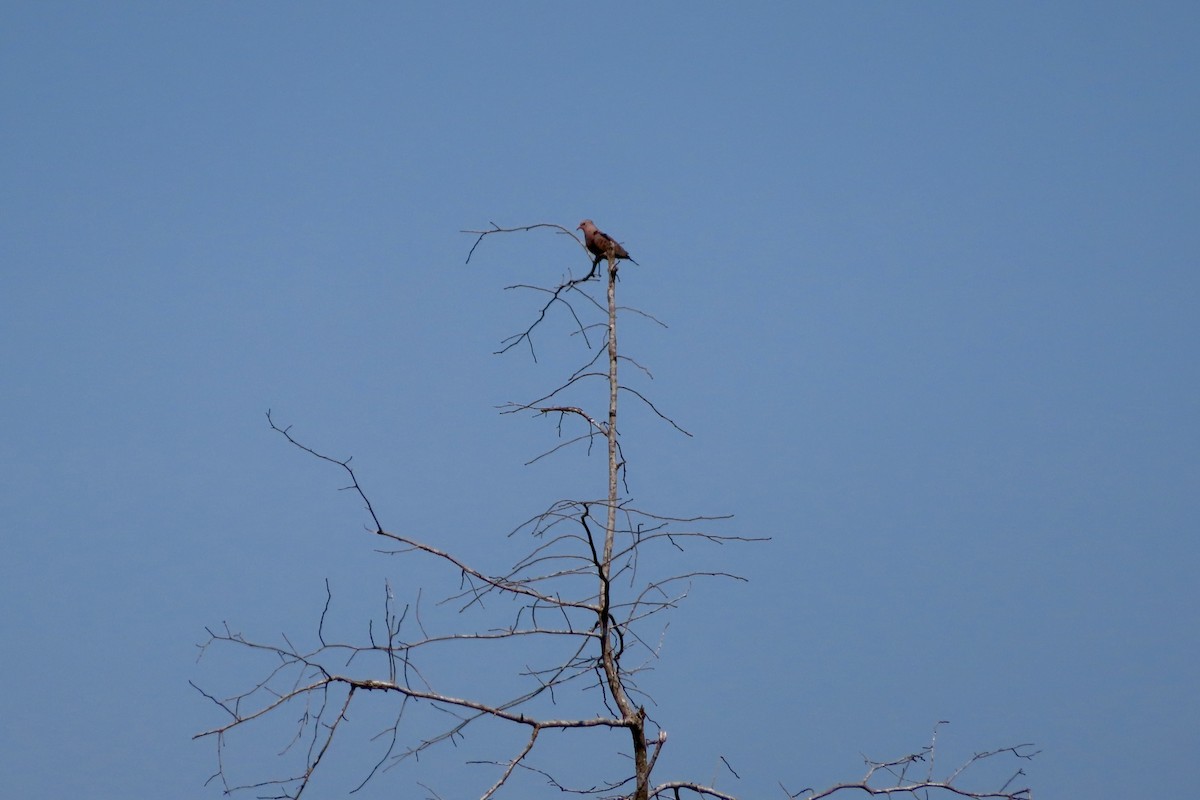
[2,3,1196,798]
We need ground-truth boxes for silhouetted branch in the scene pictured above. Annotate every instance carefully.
[781,733,1038,800]
[462,222,585,267]
[194,221,1029,800]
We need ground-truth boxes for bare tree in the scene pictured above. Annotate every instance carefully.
[193,223,1036,800]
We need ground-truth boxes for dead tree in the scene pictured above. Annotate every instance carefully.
[193,222,1036,800]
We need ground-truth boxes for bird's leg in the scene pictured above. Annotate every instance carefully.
[608,254,620,282]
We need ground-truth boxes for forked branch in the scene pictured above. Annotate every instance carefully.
[194,221,1030,800]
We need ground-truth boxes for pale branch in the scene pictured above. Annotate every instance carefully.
[488,758,641,797]
[397,627,600,647]
[462,222,587,267]
[505,405,632,472]
[197,616,599,716]
[289,685,355,799]
[505,403,606,435]
[267,409,383,531]
[651,782,740,800]
[616,303,669,329]
[193,554,652,794]
[385,638,600,770]
[944,745,1040,786]
[192,673,332,739]
[614,508,738,525]
[505,530,594,573]
[618,384,693,437]
[570,336,610,380]
[498,400,619,465]
[265,415,617,620]
[519,370,609,408]
[356,704,405,792]
[784,740,1039,800]
[927,719,951,781]
[801,781,1032,800]
[372,527,601,613]
[497,281,596,359]
[195,666,629,741]
[479,727,540,800]
[522,430,604,465]
[620,352,657,381]
[195,217,1003,800]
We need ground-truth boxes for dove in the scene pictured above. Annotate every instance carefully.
[578,219,638,279]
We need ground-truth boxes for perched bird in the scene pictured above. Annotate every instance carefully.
[578,219,638,279]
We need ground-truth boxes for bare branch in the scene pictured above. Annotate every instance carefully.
[496,281,597,359]
[195,221,1027,800]
[480,727,540,800]
[462,222,585,266]
[792,737,1038,800]
[651,782,740,800]
[266,410,383,532]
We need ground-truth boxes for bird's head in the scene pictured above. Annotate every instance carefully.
[577,219,594,233]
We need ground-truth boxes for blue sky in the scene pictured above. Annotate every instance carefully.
[2,3,1196,798]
